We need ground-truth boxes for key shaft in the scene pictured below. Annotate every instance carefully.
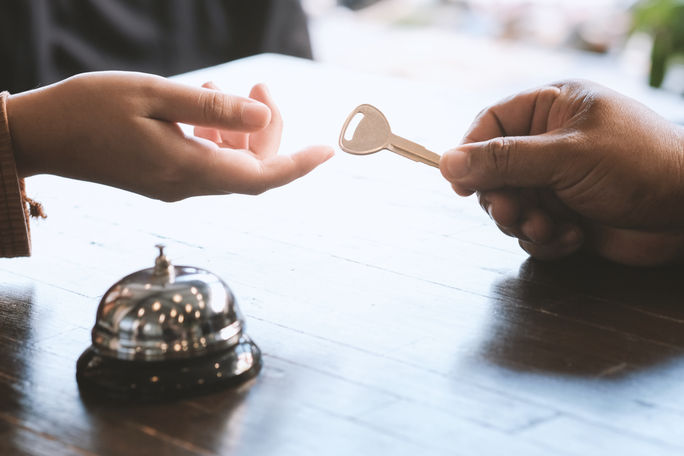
[387,134,441,168]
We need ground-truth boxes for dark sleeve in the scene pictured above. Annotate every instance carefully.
[0,0,313,93]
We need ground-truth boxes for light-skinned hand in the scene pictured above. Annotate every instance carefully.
[440,79,684,266]
[8,71,333,201]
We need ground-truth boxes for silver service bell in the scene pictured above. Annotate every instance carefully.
[76,245,262,401]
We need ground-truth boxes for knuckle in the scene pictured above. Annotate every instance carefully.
[248,167,269,196]
[141,73,166,91]
[137,74,167,102]
[485,137,514,174]
[199,91,237,124]
[201,91,222,123]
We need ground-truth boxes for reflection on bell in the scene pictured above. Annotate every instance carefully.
[76,245,262,401]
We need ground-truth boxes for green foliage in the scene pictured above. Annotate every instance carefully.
[632,0,684,88]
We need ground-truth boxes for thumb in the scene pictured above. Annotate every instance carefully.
[440,133,570,194]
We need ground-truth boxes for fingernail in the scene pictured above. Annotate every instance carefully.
[204,81,221,90]
[241,102,270,128]
[321,147,335,160]
[443,149,469,179]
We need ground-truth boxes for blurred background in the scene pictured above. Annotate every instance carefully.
[301,0,684,105]
[1,0,680,119]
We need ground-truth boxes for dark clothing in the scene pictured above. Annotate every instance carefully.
[0,0,312,93]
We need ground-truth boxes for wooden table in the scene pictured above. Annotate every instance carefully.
[2,54,684,456]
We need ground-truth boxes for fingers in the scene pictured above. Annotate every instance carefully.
[519,224,584,261]
[183,81,331,196]
[441,132,573,192]
[519,208,555,244]
[446,82,590,261]
[444,84,569,193]
[245,83,284,158]
[480,190,554,243]
[194,124,250,149]
[251,145,333,192]
[194,82,250,148]
[462,85,561,144]
[194,126,222,143]
[479,188,583,259]
[199,145,334,195]
[479,190,521,231]
[586,226,684,267]
[193,82,281,153]
[204,81,250,149]
[149,78,271,131]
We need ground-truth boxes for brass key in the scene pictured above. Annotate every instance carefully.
[339,104,441,168]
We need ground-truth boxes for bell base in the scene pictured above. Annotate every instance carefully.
[76,335,262,402]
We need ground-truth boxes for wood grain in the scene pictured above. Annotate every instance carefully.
[1,54,683,455]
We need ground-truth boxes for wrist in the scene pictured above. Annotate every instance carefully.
[7,92,35,177]
[6,87,55,178]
